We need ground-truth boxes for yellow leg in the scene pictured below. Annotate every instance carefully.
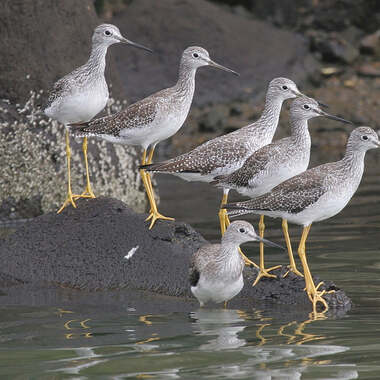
[224,301,228,309]
[141,147,174,229]
[297,225,328,315]
[252,215,281,286]
[256,323,270,346]
[219,192,258,268]
[218,192,229,235]
[282,219,303,277]
[74,137,96,199]
[57,130,79,213]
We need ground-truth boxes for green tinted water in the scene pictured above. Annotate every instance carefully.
[0,161,379,379]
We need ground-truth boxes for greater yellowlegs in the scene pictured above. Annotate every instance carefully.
[45,24,152,213]
[190,220,284,307]
[213,96,352,285]
[224,127,380,314]
[70,46,238,229]
[141,78,304,233]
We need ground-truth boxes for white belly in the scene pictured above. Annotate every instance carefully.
[117,107,190,149]
[46,84,108,125]
[240,163,309,198]
[191,275,244,306]
[263,190,354,227]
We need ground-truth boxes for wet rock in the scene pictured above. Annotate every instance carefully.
[0,197,352,311]
[360,30,380,58]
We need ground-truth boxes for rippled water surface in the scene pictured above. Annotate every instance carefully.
[1,156,380,379]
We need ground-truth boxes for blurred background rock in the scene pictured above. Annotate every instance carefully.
[0,0,379,219]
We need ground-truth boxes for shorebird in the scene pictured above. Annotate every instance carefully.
[189,220,284,307]
[212,96,352,285]
[141,78,304,233]
[69,46,238,229]
[45,24,152,213]
[224,127,380,314]
[142,77,303,264]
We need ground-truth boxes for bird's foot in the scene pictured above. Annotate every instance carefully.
[57,192,78,213]
[145,210,175,229]
[283,265,304,278]
[305,282,329,314]
[73,188,96,200]
[252,265,281,286]
[310,290,329,315]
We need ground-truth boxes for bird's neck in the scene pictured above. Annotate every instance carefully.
[87,43,109,75]
[289,117,311,147]
[176,61,197,97]
[252,95,283,138]
[342,143,366,176]
[219,238,241,259]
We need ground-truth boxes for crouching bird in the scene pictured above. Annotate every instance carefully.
[189,221,284,307]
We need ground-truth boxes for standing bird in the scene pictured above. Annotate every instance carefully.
[141,77,304,236]
[212,96,352,285]
[189,221,284,307]
[69,46,238,229]
[224,127,380,314]
[45,24,152,213]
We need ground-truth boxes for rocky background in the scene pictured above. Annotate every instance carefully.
[0,0,379,218]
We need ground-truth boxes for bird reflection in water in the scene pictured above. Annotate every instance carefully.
[56,308,93,339]
[190,309,248,350]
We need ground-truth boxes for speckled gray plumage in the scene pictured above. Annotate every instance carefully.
[226,165,330,216]
[44,48,107,113]
[211,97,320,194]
[189,243,245,286]
[44,24,127,124]
[69,95,159,137]
[225,127,380,224]
[68,47,226,149]
[143,78,302,178]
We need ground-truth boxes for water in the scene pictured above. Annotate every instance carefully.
[1,154,380,379]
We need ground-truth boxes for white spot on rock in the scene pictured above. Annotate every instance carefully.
[124,245,139,260]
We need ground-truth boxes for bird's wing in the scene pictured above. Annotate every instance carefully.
[189,243,220,286]
[226,163,333,214]
[142,133,250,174]
[212,140,286,187]
[44,76,71,110]
[68,95,159,137]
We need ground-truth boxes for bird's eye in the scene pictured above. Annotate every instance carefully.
[193,53,199,58]
[239,228,246,233]
[282,85,288,90]
[104,30,112,36]
[303,104,310,110]
[362,135,369,140]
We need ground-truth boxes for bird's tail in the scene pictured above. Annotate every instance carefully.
[210,174,228,187]
[67,122,92,137]
[222,201,258,218]
[139,160,200,173]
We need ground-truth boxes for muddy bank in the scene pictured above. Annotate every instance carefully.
[0,197,351,311]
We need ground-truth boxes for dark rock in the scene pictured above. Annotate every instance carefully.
[311,32,359,64]
[111,0,319,105]
[232,0,380,34]
[0,197,352,311]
